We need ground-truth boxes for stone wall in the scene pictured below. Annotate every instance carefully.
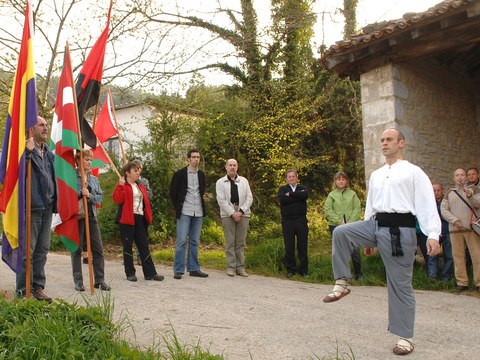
[360,60,479,189]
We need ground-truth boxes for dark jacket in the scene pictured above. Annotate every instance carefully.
[26,145,57,212]
[113,182,152,225]
[169,167,206,218]
[278,184,308,219]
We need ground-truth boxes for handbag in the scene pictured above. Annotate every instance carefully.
[78,198,85,220]
[453,190,480,236]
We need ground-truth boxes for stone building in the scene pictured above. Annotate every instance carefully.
[321,0,480,187]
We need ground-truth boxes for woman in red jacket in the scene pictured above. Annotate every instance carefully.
[113,161,164,282]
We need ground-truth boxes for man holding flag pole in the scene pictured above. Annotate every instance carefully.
[0,1,56,302]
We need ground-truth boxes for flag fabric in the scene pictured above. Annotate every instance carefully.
[91,92,117,172]
[50,47,81,253]
[75,0,113,149]
[94,93,117,143]
[91,145,110,170]
[0,1,38,272]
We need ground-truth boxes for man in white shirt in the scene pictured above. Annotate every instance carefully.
[323,128,441,356]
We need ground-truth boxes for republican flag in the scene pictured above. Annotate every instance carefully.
[75,0,113,149]
[50,46,81,253]
[0,1,38,272]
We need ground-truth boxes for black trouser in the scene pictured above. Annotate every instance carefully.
[72,217,105,285]
[282,217,308,275]
[329,225,362,277]
[119,214,157,278]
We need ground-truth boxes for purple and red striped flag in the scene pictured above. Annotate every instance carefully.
[0,1,38,272]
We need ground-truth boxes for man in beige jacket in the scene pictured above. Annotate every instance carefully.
[441,167,480,292]
[216,159,253,277]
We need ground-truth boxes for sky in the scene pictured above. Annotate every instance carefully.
[193,0,443,87]
[0,0,444,93]
[319,0,442,46]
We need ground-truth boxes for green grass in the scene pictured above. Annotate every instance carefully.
[152,233,466,294]
[0,293,223,360]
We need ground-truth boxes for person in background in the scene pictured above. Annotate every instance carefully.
[466,167,479,187]
[427,183,453,281]
[322,128,441,356]
[441,168,480,292]
[71,149,110,292]
[169,149,208,279]
[113,161,164,282]
[16,116,57,302]
[324,171,363,281]
[278,170,309,278]
[131,158,152,266]
[216,159,253,277]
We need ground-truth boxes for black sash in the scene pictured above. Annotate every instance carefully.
[375,212,416,257]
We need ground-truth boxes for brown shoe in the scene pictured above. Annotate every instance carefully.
[323,280,351,303]
[393,338,414,356]
[33,287,53,303]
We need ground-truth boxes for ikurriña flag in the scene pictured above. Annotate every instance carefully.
[50,45,81,253]
[75,0,113,149]
[0,1,38,272]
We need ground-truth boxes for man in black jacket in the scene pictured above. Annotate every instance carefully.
[278,169,309,278]
[16,116,57,302]
[169,149,208,279]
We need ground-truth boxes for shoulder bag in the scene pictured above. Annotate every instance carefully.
[453,190,480,236]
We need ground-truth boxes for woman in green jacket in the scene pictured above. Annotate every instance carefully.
[324,172,363,281]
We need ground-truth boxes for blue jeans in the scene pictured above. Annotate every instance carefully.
[16,206,53,296]
[428,233,454,280]
[174,214,203,273]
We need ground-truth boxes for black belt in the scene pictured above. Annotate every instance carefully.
[375,212,416,228]
[375,212,416,257]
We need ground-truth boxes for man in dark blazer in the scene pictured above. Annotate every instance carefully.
[169,149,208,279]
[277,169,309,278]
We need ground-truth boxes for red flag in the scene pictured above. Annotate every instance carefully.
[75,0,113,148]
[0,1,38,272]
[50,46,81,253]
[94,93,117,143]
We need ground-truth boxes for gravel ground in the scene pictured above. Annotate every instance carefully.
[1,252,479,360]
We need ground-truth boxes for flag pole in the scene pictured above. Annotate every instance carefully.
[25,129,32,298]
[67,42,95,294]
[108,89,127,165]
[97,141,121,178]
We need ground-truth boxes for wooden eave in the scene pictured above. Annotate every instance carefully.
[322,1,480,80]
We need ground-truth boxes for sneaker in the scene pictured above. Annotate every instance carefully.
[127,275,138,282]
[75,283,85,292]
[226,269,235,277]
[174,273,183,280]
[456,285,469,292]
[145,274,164,281]
[33,287,53,303]
[189,270,209,278]
[323,279,351,303]
[236,270,248,277]
[393,338,414,355]
[94,283,111,291]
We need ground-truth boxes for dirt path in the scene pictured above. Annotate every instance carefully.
[1,252,479,359]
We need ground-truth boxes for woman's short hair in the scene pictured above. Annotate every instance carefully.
[75,149,93,161]
[122,162,139,176]
[334,171,349,181]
